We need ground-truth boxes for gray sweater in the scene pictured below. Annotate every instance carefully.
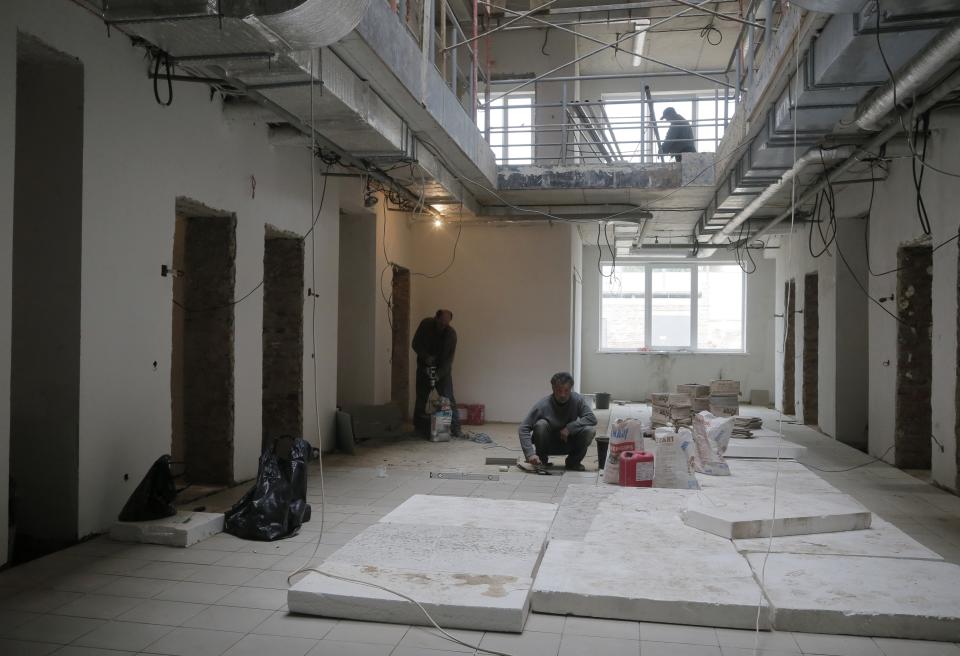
[518,393,597,458]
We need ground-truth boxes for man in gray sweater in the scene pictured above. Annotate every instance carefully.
[518,372,597,471]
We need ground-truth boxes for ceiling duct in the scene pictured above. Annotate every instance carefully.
[789,0,866,13]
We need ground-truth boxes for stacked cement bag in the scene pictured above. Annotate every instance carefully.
[709,379,740,417]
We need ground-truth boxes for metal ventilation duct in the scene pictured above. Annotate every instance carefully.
[103,0,373,48]
[789,0,867,13]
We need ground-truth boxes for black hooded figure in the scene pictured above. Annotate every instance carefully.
[660,107,697,161]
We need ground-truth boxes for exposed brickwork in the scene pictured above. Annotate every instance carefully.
[803,273,819,426]
[262,231,304,448]
[181,213,237,485]
[783,280,796,415]
[391,266,411,419]
[895,245,932,470]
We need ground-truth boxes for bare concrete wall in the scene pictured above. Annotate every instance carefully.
[337,213,377,407]
[0,14,15,566]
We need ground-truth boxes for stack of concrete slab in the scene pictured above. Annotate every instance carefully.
[110,511,224,547]
[725,430,807,459]
[288,495,557,632]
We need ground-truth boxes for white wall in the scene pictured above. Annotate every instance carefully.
[407,222,575,421]
[0,0,342,554]
[337,212,378,407]
[581,247,775,402]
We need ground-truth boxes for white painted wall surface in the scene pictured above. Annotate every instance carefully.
[0,11,16,566]
[337,212,378,407]
[0,0,341,550]
[374,208,416,406]
[409,223,575,421]
[581,247,775,402]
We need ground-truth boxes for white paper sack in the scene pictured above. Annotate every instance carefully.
[603,419,646,485]
[653,427,700,489]
[691,411,734,476]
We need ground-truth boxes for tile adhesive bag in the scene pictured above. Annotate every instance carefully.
[691,411,734,476]
[652,427,700,489]
[603,418,648,485]
[224,436,312,541]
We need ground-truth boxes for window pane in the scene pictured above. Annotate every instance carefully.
[651,267,691,348]
[697,265,744,349]
[601,265,645,350]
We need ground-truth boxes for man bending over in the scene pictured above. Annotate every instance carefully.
[518,372,596,471]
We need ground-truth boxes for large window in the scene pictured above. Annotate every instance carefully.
[600,263,745,352]
[478,93,534,165]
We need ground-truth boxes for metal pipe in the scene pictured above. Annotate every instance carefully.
[669,0,772,30]
[492,69,728,84]
[443,0,561,52]
[743,66,960,248]
[480,0,734,89]
[856,19,960,131]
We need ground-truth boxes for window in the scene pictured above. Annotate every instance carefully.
[600,263,745,352]
[478,93,534,165]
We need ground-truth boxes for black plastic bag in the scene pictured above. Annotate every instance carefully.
[118,455,178,522]
[223,436,312,541]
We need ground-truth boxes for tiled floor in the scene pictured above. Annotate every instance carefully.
[1,408,959,655]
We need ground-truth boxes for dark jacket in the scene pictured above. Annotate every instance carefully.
[412,318,457,379]
[661,117,697,154]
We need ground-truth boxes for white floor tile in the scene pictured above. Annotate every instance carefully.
[214,554,286,570]
[559,633,639,656]
[322,620,409,646]
[721,647,801,656]
[221,634,317,656]
[523,613,565,633]
[639,623,719,646]
[181,606,273,633]
[72,621,173,652]
[183,567,260,587]
[641,641,723,656]
[130,563,200,582]
[792,633,885,656]
[214,587,286,610]
[715,628,800,651]
[115,599,207,626]
[141,626,243,656]
[478,630,562,656]
[394,626,484,653]
[563,616,640,640]
[250,611,337,640]
[872,637,960,656]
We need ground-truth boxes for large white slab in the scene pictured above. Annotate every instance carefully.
[735,516,943,560]
[725,435,807,459]
[288,495,556,632]
[110,511,223,547]
[697,460,838,493]
[747,553,960,640]
[532,487,769,629]
[683,486,872,539]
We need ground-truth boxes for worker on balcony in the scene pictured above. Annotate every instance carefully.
[660,107,697,161]
[518,372,596,471]
[412,309,461,438]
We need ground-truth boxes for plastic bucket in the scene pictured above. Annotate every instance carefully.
[595,435,609,469]
[595,393,611,410]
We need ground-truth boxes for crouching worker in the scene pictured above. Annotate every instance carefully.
[519,372,597,471]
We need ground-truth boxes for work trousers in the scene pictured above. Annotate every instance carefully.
[413,366,460,436]
[532,419,594,467]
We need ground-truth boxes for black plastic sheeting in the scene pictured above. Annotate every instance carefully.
[118,455,178,522]
[223,436,312,541]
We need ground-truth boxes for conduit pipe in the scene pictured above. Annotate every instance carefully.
[856,19,960,131]
[748,65,960,244]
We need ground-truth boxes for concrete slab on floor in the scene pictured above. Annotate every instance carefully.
[725,435,807,459]
[683,485,872,539]
[698,459,838,493]
[735,516,943,560]
[288,495,557,633]
[747,552,960,641]
[109,511,224,547]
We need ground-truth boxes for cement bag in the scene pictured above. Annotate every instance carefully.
[652,427,699,489]
[603,418,645,485]
[430,398,453,442]
[691,411,734,476]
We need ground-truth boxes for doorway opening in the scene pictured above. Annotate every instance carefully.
[262,226,304,447]
[9,33,84,563]
[171,199,237,486]
[895,244,932,470]
[782,279,797,416]
[391,266,411,418]
[803,273,819,426]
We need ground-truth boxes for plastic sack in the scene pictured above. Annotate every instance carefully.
[691,411,734,476]
[603,419,646,485]
[118,455,178,522]
[224,436,312,541]
[652,427,699,490]
[430,397,453,442]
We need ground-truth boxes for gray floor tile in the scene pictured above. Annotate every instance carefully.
[792,633,885,656]
[563,616,640,640]
[0,590,84,614]
[214,587,286,610]
[3,614,105,645]
[221,634,317,656]
[181,606,273,633]
[50,594,145,620]
[639,623,719,646]
[49,574,121,594]
[130,563,200,582]
[0,609,41,632]
[559,634,639,656]
[141,626,244,656]
[250,611,337,640]
[0,638,60,655]
[479,630,562,656]
[154,582,236,605]
[872,637,960,656]
[50,647,135,655]
[394,626,484,653]
[114,599,207,626]
[721,647,801,656]
[641,641,723,656]
[322,620,409,646]
[715,628,800,651]
[95,578,174,600]
[523,613,565,633]
[72,621,172,652]
[183,567,261,587]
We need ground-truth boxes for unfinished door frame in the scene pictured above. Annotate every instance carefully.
[171,199,237,486]
[803,272,819,426]
[782,279,797,415]
[391,265,411,418]
[262,226,305,447]
[895,244,933,470]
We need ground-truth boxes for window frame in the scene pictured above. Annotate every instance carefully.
[478,91,535,165]
[598,261,747,354]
